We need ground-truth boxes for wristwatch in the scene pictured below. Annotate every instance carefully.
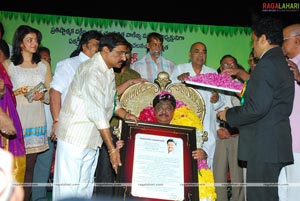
[297,80,300,86]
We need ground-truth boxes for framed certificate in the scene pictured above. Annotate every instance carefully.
[115,120,199,201]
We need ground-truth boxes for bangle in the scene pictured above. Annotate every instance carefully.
[123,112,129,120]
[108,148,117,156]
[53,120,58,124]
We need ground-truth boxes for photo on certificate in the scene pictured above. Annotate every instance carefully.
[115,120,199,201]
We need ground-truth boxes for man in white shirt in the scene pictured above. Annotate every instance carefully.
[31,30,102,201]
[170,42,225,169]
[52,32,138,200]
[131,32,175,82]
[50,30,102,139]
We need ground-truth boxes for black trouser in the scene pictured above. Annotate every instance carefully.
[246,159,286,201]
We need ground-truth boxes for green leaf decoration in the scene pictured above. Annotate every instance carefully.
[61,16,67,24]
[21,13,29,22]
[0,11,251,36]
[32,14,41,24]
[142,22,148,29]
[149,22,158,31]
[67,16,72,24]
[200,25,208,34]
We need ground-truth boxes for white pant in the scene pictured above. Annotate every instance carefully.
[278,152,300,201]
[53,140,99,201]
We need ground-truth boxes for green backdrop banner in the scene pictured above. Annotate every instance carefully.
[0,11,252,72]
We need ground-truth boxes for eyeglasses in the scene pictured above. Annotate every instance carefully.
[126,53,131,59]
[113,49,128,57]
[283,34,300,41]
[221,62,236,68]
[154,105,174,113]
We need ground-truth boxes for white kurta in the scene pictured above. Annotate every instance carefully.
[170,63,225,169]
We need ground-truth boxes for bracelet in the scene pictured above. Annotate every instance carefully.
[108,148,117,156]
[297,80,300,86]
[123,112,129,120]
[53,120,59,124]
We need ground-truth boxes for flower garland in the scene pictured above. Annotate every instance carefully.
[138,91,216,200]
[172,106,203,131]
[139,106,157,122]
[198,160,217,201]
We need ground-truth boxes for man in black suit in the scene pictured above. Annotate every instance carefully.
[217,17,294,201]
